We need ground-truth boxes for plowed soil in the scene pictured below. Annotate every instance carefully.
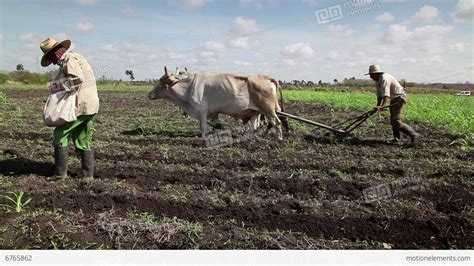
[0,88,472,249]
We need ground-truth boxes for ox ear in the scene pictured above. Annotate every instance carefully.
[164,66,169,76]
[184,67,188,73]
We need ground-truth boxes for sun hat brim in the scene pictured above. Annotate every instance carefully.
[365,70,384,75]
[41,39,71,67]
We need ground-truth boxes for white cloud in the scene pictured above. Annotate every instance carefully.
[198,41,225,58]
[254,53,264,61]
[451,0,474,23]
[71,22,94,33]
[302,0,320,6]
[228,37,259,49]
[168,0,208,10]
[168,52,187,60]
[280,58,295,66]
[450,42,465,53]
[239,0,264,10]
[75,0,100,5]
[381,24,453,54]
[281,42,314,58]
[120,4,135,15]
[327,24,353,38]
[380,24,411,43]
[18,33,70,50]
[0,33,3,44]
[234,60,252,66]
[231,16,261,35]
[376,12,395,22]
[413,5,439,22]
[101,41,151,55]
[18,33,36,42]
[102,43,118,52]
[184,0,207,9]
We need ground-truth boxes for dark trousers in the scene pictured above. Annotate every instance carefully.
[390,97,416,140]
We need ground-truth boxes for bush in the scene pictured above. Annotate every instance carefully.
[9,71,42,83]
[6,70,56,84]
[342,79,373,87]
[0,73,8,84]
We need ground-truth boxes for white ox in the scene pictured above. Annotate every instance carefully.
[148,67,283,140]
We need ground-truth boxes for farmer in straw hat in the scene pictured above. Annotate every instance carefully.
[366,64,419,147]
[40,37,99,181]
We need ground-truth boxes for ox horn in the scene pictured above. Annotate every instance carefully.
[164,66,169,76]
[184,67,188,73]
[175,67,179,76]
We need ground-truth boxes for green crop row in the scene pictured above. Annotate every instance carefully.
[283,90,473,135]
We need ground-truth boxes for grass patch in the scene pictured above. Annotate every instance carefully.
[283,90,474,135]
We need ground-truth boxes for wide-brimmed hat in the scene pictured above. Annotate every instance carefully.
[40,37,71,67]
[365,64,384,75]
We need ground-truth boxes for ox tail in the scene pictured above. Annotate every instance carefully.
[269,78,283,112]
[269,77,290,132]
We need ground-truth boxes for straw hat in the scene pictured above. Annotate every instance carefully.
[365,64,384,75]
[40,37,71,67]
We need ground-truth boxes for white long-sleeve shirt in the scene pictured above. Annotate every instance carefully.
[376,73,407,101]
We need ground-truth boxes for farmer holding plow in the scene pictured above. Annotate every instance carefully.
[366,64,419,147]
[40,37,99,181]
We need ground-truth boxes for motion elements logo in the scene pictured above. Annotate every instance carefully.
[362,176,421,203]
[204,125,256,148]
[315,0,381,25]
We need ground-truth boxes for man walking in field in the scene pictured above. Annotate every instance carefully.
[40,37,99,181]
[366,64,419,147]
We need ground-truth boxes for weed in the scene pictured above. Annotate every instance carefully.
[0,191,32,213]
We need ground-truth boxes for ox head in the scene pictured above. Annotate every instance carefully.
[148,66,189,100]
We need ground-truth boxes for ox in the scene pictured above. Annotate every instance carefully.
[148,67,283,140]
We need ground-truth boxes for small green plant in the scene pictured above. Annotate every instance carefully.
[0,91,6,103]
[134,117,156,136]
[0,191,32,213]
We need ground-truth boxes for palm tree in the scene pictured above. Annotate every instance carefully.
[125,70,135,81]
[16,64,24,71]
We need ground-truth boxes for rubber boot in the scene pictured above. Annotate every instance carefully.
[81,150,95,179]
[46,146,68,181]
[401,125,419,148]
[387,127,402,145]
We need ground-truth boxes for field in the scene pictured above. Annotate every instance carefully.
[0,87,472,249]
[284,90,474,135]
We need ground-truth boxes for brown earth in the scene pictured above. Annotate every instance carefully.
[0,88,472,249]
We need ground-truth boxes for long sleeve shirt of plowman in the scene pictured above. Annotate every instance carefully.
[376,73,407,102]
[54,51,99,116]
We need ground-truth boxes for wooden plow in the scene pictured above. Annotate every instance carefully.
[276,105,393,138]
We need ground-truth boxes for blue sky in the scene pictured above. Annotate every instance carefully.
[0,0,473,83]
